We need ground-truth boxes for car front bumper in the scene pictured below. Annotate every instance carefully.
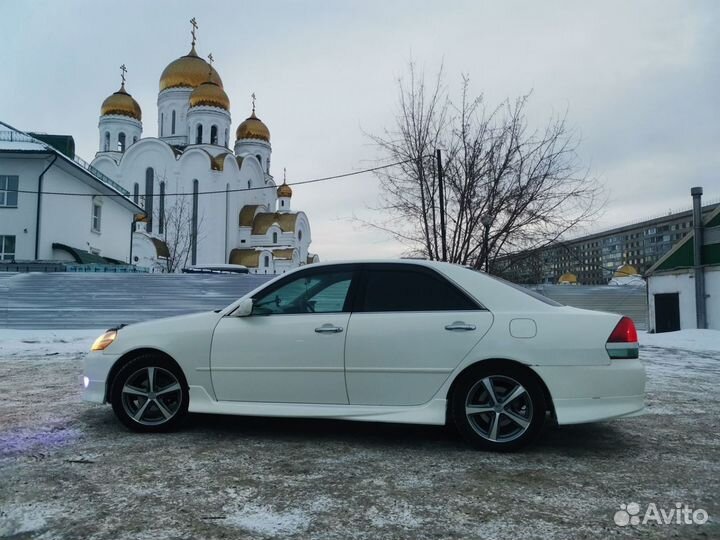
[82,350,120,403]
[532,359,646,425]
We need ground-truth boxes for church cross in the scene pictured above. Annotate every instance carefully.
[283,167,287,183]
[120,64,127,85]
[251,92,256,113]
[190,17,198,46]
[208,53,214,66]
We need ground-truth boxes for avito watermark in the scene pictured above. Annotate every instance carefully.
[614,502,709,526]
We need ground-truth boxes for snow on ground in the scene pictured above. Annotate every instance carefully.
[639,329,720,352]
[0,329,102,358]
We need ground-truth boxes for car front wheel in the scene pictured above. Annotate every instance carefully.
[110,355,188,432]
[451,363,546,451]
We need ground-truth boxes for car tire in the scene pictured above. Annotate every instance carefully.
[451,362,546,452]
[110,355,189,433]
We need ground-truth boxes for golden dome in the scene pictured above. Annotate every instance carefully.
[558,272,578,284]
[100,83,142,121]
[159,45,223,92]
[189,80,230,110]
[613,264,639,278]
[277,182,292,198]
[236,111,270,142]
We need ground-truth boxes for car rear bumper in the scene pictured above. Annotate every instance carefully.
[532,359,646,425]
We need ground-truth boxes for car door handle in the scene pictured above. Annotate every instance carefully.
[315,325,344,334]
[445,322,476,331]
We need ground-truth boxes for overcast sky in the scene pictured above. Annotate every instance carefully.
[1,1,718,260]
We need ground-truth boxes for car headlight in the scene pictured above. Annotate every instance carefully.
[91,330,117,352]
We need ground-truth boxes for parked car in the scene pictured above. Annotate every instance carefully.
[83,260,645,451]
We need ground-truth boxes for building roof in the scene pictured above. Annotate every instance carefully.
[0,121,144,215]
[228,248,262,268]
[251,212,299,235]
[272,248,296,260]
[52,243,124,265]
[646,205,720,275]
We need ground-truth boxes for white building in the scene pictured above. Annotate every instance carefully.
[90,30,318,274]
[646,202,720,332]
[0,122,143,266]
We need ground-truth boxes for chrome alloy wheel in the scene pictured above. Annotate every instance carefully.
[465,375,533,443]
[121,367,183,426]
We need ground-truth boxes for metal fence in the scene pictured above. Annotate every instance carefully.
[0,273,648,330]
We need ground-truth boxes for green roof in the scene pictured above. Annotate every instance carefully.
[647,206,720,274]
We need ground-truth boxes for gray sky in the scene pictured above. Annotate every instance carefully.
[2,1,718,259]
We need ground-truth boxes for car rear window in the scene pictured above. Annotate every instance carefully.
[485,274,564,306]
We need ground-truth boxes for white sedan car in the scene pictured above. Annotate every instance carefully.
[83,260,645,451]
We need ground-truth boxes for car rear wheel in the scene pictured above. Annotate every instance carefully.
[110,355,188,432]
[451,363,545,451]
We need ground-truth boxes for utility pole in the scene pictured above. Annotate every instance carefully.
[691,187,707,329]
[436,149,447,262]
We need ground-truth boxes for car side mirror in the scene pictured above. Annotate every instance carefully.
[234,297,254,317]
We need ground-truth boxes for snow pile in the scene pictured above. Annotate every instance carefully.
[608,276,646,287]
[639,329,720,353]
[0,329,102,358]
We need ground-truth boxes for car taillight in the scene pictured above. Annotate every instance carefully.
[605,317,639,359]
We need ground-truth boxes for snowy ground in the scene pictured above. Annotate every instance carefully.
[0,329,718,539]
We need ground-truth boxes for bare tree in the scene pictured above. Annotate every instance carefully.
[367,63,605,274]
[153,174,205,273]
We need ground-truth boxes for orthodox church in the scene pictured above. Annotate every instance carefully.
[91,21,318,273]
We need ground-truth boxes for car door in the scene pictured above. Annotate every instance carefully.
[344,264,494,406]
[210,266,356,404]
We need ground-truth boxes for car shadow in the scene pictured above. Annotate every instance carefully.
[77,406,639,456]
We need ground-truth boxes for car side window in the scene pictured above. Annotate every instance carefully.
[362,269,478,312]
[253,271,353,315]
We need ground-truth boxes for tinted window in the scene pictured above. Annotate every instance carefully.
[253,272,352,315]
[362,269,478,312]
[485,273,563,306]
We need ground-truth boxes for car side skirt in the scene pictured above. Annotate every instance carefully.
[188,386,448,425]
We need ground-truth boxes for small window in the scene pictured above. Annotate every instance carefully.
[253,271,353,315]
[104,132,110,151]
[133,183,139,204]
[256,154,262,165]
[225,128,229,147]
[211,125,218,145]
[196,124,203,144]
[0,235,15,260]
[264,255,269,267]
[298,230,303,242]
[0,175,19,207]
[272,232,278,243]
[91,198,103,232]
[132,135,138,144]
[361,269,478,312]
[248,180,252,189]
[171,110,176,134]
[117,132,126,152]
[281,200,285,207]
[160,113,164,136]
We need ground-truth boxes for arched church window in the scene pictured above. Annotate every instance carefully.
[298,230,303,242]
[160,113,164,136]
[247,180,252,189]
[272,232,277,244]
[196,124,203,144]
[158,182,165,235]
[171,110,176,135]
[256,154,262,165]
[281,200,285,207]
[210,125,218,145]
[224,128,229,147]
[133,135,138,144]
[103,132,110,152]
[264,255,269,267]
[266,158,270,173]
[118,132,126,152]
[145,168,154,233]
[133,183,139,204]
